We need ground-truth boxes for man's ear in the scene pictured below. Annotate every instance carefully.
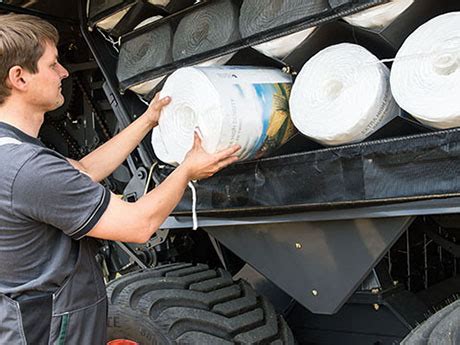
[7,66,29,91]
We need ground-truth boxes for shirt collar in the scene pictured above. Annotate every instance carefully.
[0,122,43,146]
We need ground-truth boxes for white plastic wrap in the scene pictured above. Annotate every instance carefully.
[152,66,295,165]
[390,12,460,129]
[95,7,130,31]
[343,0,414,29]
[253,27,317,59]
[290,43,400,146]
[147,0,170,6]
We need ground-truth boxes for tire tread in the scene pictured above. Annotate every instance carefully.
[107,263,295,344]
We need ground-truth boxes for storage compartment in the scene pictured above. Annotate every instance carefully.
[115,0,389,92]
[88,0,460,213]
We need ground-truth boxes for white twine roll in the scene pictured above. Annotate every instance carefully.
[128,4,235,96]
[253,27,317,59]
[152,66,294,165]
[117,15,173,93]
[172,0,240,61]
[390,12,460,129]
[290,43,400,146]
[129,53,235,96]
[343,0,414,30]
[126,16,167,95]
[239,0,328,59]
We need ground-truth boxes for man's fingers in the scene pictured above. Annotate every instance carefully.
[216,155,239,171]
[149,93,160,108]
[193,131,202,149]
[215,144,240,160]
[153,96,171,110]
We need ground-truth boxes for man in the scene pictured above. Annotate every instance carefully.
[0,13,239,344]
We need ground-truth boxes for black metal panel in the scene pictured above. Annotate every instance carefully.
[78,0,155,168]
[350,0,452,52]
[0,1,78,23]
[167,128,460,217]
[205,216,412,314]
[288,290,426,345]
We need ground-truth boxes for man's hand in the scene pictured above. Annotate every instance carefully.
[143,92,171,128]
[86,131,240,243]
[180,132,240,181]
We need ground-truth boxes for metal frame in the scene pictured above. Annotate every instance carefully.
[206,216,413,314]
[78,0,154,170]
[0,2,77,24]
[162,196,460,229]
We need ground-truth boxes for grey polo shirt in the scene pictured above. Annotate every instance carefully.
[0,122,110,298]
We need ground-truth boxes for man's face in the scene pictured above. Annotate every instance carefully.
[26,41,69,112]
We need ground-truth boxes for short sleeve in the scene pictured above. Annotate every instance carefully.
[11,149,110,240]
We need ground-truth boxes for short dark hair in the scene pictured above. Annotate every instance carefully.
[0,14,59,104]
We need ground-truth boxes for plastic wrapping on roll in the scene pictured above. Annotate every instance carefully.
[327,0,350,8]
[95,7,131,31]
[127,15,233,95]
[89,0,126,19]
[341,0,414,29]
[152,66,295,165]
[172,0,240,61]
[253,27,317,59]
[390,12,460,129]
[129,77,164,95]
[239,0,328,59]
[290,43,400,146]
[118,16,172,93]
[147,0,170,6]
[147,0,196,13]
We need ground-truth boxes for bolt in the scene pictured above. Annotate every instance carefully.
[371,288,380,294]
[295,243,302,249]
[311,289,318,296]
[137,170,146,179]
[373,303,380,311]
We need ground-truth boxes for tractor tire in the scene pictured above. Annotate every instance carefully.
[106,263,295,344]
[401,299,460,345]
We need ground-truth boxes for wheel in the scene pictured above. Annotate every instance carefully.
[106,263,295,344]
[401,299,460,344]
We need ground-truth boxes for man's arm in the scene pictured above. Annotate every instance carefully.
[86,134,240,243]
[68,94,170,182]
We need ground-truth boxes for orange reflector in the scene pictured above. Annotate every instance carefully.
[107,340,139,345]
